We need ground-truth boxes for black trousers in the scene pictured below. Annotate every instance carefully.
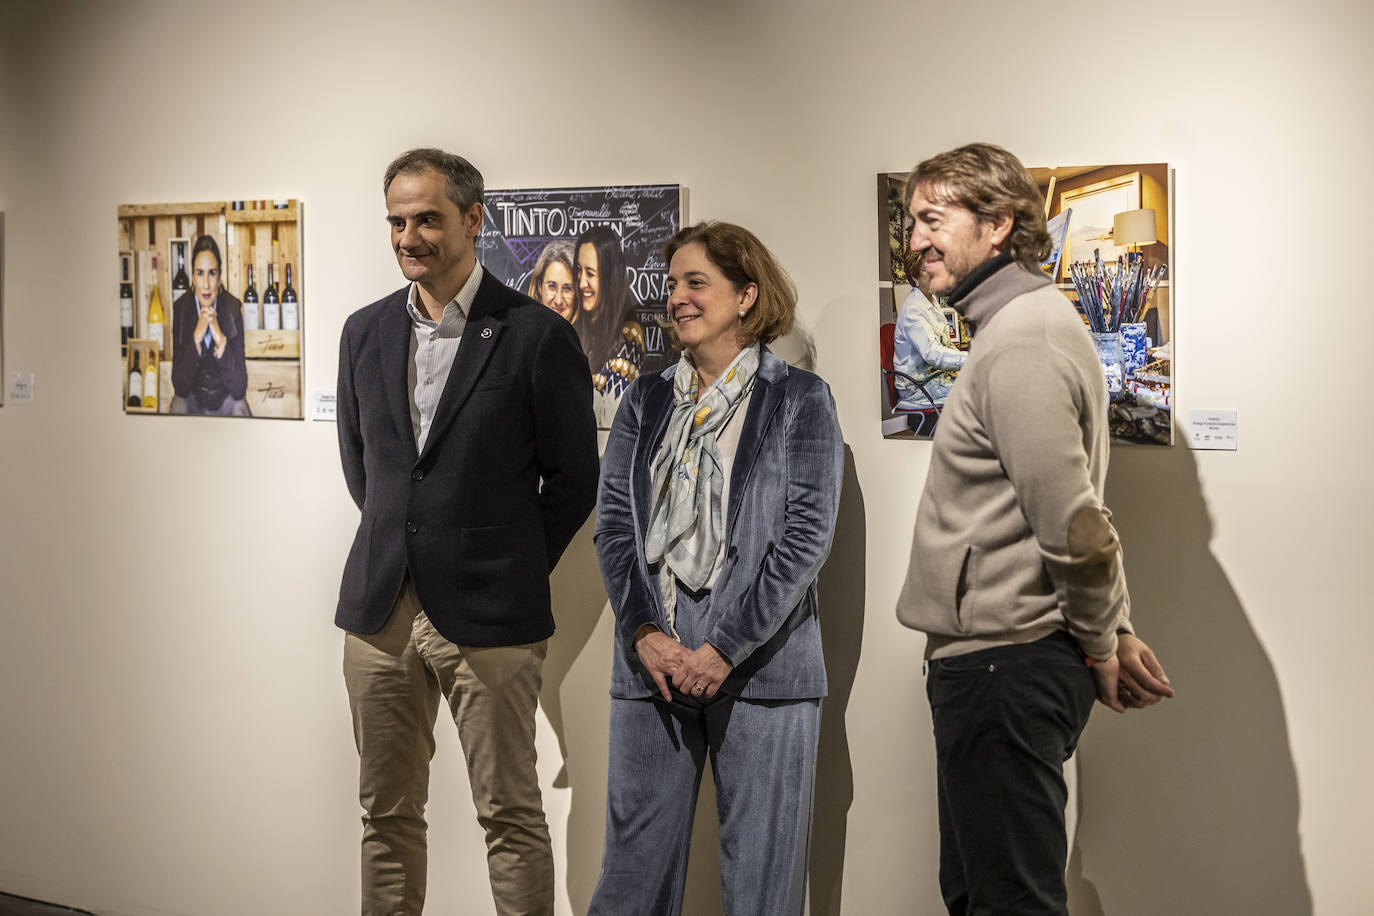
[926,631,1097,916]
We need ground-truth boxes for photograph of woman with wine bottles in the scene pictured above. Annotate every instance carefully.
[170,235,250,416]
[119,197,305,419]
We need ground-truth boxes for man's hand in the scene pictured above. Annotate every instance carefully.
[1092,633,1174,713]
[671,642,734,700]
[634,625,691,701]
[1115,632,1173,708]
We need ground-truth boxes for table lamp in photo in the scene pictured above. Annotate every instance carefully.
[1113,208,1158,254]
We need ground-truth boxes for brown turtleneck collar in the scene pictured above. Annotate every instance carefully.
[947,254,1052,337]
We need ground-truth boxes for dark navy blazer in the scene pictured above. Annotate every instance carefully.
[335,270,599,647]
[595,347,843,700]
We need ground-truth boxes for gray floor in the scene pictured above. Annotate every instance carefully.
[0,895,94,915]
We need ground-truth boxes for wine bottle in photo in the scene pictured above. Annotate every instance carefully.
[127,350,143,408]
[243,264,260,331]
[120,258,134,356]
[142,349,158,410]
[282,262,299,331]
[263,262,281,331]
[171,243,189,306]
[147,256,165,351]
[270,239,282,301]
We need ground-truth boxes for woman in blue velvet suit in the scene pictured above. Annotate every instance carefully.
[589,221,843,916]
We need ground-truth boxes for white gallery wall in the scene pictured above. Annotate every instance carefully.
[1,0,1370,913]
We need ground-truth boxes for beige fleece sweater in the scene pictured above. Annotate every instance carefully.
[896,261,1132,661]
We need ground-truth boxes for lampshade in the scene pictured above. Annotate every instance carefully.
[1113,209,1157,247]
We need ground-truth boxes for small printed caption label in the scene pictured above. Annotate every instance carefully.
[1187,409,1238,450]
[311,388,337,422]
[6,372,34,406]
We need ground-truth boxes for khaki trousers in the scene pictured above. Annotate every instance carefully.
[343,579,553,916]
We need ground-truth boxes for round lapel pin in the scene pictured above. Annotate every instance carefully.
[480,327,492,339]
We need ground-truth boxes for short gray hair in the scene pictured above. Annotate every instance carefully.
[383,147,484,211]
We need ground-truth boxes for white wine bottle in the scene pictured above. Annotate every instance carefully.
[263,262,281,331]
[243,264,260,331]
[147,256,165,351]
[127,350,143,408]
[120,257,134,356]
[142,349,158,410]
[282,262,299,331]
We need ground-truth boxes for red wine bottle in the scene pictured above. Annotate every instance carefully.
[263,263,281,331]
[243,264,260,330]
[282,263,299,331]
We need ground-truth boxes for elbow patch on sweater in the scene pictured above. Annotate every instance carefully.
[1067,506,1120,583]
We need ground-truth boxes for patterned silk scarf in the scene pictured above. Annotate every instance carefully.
[645,345,760,629]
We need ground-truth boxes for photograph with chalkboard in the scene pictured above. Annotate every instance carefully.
[477,185,684,428]
[117,199,304,420]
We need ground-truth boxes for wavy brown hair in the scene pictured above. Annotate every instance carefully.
[662,221,796,351]
[574,226,638,372]
[903,143,1051,271]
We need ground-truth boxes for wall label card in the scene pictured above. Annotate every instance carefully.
[311,388,337,422]
[1187,409,1238,450]
[7,372,34,406]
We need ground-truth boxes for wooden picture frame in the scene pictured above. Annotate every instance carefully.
[117,200,304,419]
[1059,172,1140,279]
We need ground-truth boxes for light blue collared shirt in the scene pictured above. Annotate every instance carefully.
[406,262,484,453]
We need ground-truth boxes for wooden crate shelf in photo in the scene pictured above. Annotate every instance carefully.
[245,359,302,419]
[244,329,301,360]
[226,202,299,223]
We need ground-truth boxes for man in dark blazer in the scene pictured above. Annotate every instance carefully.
[336,147,598,916]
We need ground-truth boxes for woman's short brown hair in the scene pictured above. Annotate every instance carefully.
[903,143,1052,272]
[662,221,796,351]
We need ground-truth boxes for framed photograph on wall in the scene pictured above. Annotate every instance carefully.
[478,184,685,428]
[116,200,305,419]
[876,163,1175,446]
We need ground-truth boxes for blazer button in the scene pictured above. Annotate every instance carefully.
[412,469,424,481]
[406,522,417,534]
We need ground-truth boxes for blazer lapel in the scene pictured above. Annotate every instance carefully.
[377,290,419,459]
[416,274,504,463]
[633,369,676,537]
[725,349,788,544]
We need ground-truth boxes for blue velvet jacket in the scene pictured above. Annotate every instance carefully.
[595,347,844,700]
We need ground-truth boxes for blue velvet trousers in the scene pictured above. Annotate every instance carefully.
[927,631,1097,916]
[589,587,821,916]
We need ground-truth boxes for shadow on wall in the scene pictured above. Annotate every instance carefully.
[541,517,606,792]
[1068,433,1313,915]
[538,516,613,912]
[809,446,867,915]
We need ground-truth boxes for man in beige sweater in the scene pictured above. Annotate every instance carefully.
[895,143,1174,916]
